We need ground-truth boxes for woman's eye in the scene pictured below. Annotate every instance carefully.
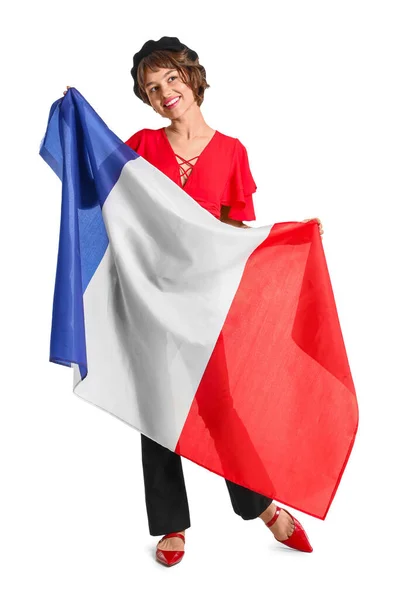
[150,76,177,93]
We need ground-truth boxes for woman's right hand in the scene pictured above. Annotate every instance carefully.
[63,86,71,96]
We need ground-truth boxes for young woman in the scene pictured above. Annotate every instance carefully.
[63,36,323,568]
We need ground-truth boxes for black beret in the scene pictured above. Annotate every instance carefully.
[130,36,199,100]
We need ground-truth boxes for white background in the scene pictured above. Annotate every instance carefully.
[1,1,399,597]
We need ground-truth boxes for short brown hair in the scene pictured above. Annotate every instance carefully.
[136,48,210,107]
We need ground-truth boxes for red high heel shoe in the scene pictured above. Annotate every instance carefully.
[155,532,185,566]
[265,506,313,553]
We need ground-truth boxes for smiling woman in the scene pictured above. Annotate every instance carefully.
[126,35,316,567]
[128,38,255,227]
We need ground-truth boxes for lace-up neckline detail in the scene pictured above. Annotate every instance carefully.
[174,153,200,187]
[161,127,218,189]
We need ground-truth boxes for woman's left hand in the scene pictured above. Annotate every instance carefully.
[301,217,324,238]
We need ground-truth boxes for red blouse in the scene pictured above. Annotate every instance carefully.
[124,127,257,221]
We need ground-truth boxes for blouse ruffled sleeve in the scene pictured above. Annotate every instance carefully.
[220,139,257,221]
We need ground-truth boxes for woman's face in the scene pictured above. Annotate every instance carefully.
[143,66,196,116]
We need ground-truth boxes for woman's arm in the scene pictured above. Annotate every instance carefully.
[220,206,252,228]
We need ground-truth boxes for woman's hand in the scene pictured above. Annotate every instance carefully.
[63,86,71,96]
[302,217,324,238]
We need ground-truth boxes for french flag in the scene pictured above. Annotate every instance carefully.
[39,88,358,520]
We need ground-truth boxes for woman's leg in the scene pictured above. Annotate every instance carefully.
[224,480,295,540]
[224,479,273,520]
[141,433,191,536]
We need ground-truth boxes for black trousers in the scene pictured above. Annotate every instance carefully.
[141,433,273,536]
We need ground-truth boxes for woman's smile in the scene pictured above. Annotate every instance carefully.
[163,96,181,109]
